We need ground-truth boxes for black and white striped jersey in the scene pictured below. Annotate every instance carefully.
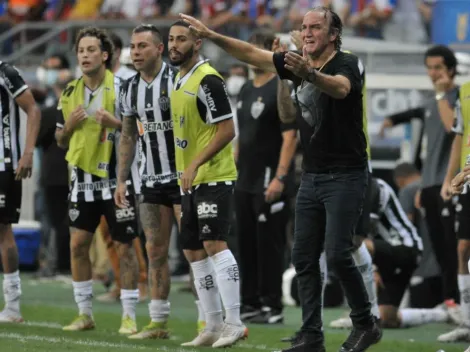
[0,62,28,172]
[120,62,179,189]
[56,75,140,203]
[369,178,423,251]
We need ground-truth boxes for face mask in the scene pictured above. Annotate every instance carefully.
[36,67,60,86]
[226,76,247,97]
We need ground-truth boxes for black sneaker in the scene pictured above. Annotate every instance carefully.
[280,330,301,343]
[240,305,261,322]
[250,307,284,324]
[280,334,325,352]
[339,319,382,352]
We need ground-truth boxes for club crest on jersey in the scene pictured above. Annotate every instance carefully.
[250,97,265,119]
[159,95,170,112]
[69,208,79,222]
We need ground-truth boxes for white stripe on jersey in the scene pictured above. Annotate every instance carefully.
[376,179,423,250]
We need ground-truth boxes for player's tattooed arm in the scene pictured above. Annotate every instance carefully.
[277,79,296,124]
[118,116,138,183]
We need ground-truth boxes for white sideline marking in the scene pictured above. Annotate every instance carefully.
[0,332,199,352]
[16,321,272,351]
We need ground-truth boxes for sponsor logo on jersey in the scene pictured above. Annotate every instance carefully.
[76,179,117,192]
[176,137,188,149]
[197,202,218,219]
[136,120,173,136]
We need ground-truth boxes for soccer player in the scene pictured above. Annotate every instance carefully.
[332,177,449,328]
[168,20,246,348]
[440,80,470,343]
[0,61,41,322]
[181,7,382,352]
[235,29,297,325]
[115,24,182,339]
[55,27,140,334]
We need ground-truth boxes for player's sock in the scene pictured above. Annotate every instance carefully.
[149,299,170,323]
[196,300,206,322]
[120,289,139,320]
[3,271,21,312]
[73,280,93,316]
[400,308,448,327]
[352,242,380,319]
[211,249,242,326]
[459,274,470,327]
[191,257,223,330]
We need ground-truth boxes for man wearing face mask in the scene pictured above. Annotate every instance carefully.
[36,54,71,107]
[234,29,297,325]
[36,67,74,276]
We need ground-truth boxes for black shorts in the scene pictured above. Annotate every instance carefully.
[456,191,470,240]
[0,171,21,224]
[355,171,373,237]
[69,195,138,244]
[180,183,234,250]
[140,184,181,207]
[373,239,420,307]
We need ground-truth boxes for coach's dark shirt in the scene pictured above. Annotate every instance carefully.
[235,77,296,195]
[273,50,367,173]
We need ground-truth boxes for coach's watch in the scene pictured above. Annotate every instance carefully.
[277,175,286,183]
[305,67,317,84]
[435,92,446,101]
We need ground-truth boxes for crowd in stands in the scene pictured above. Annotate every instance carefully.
[0,0,436,46]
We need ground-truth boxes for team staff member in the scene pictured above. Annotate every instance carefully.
[116,24,183,339]
[380,45,460,311]
[168,20,247,348]
[181,6,381,352]
[235,29,297,325]
[0,61,41,323]
[442,80,470,343]
[55,27,140,334]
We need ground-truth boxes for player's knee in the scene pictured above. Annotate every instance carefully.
[70,238,91,259]
[203,240,227,256]
[145,241,168,266]
[325,249,350,273]
[458,240,470,263]
[0,223,13,243]
[114,241,134,258]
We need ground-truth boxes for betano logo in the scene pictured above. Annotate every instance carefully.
[136,120,173,136]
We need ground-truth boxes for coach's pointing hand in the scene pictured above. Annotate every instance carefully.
[180,14,213,38]
[284,48,310,80]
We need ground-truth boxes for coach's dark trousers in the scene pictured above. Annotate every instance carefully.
[292,169,373,342]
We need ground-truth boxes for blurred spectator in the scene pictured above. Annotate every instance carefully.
[0,1,14,55]
[67,0,101,20]
[287,0,331,31]
[342,0,395,40]
[8,0,46,22]
[418,0,435,41]
[382,0,428,43]
[34,54,72,277]
[43,0,74,21]
[99,0,138,19]
[35,53,70,106]
[109,32,136,79]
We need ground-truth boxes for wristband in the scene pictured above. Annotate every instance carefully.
[435,92,446,101]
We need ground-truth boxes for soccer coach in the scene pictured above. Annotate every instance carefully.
[180,6,381,352]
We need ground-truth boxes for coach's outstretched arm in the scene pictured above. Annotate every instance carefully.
[180,14,276,73]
